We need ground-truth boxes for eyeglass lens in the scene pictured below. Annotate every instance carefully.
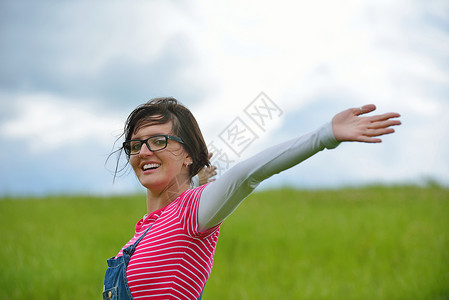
[127,136,167,154]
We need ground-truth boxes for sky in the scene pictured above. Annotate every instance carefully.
[0,0,448,196]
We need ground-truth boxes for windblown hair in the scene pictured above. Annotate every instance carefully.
[117,97,210,180]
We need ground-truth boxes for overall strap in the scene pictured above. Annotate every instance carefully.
[133,224,153,247]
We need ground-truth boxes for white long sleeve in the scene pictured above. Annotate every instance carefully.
[198,122,340,231]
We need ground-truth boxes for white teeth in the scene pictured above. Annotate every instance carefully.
[143,163,161,170]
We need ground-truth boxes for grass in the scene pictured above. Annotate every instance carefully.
[0,186,448,299]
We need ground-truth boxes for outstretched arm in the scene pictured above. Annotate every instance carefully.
[198,105,401,231]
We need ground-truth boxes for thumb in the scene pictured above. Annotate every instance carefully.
[355,104,376,116]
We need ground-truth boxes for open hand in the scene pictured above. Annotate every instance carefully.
[332,104,401,143]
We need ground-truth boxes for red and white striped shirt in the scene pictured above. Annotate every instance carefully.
[116,184,220,299]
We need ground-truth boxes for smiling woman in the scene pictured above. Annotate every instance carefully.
[103,97,401,300]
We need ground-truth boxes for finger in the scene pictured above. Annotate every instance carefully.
[208,152,213,159]
[365,127,396,137]
[368,119,402,129]
[205,167,217,175]
[355,104,376,116]
[355,134,383,143]
[362,137,383,143]
[369,112,401,122]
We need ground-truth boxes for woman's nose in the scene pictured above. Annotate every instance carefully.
[139,142,154,156]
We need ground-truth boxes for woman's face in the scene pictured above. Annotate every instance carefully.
[129,121,191,192]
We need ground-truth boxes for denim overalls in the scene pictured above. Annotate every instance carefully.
[103,225,204,300]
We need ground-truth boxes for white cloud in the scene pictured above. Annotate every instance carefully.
[0,93,123,153]
[43,1,197,73]
[184,0,449,116]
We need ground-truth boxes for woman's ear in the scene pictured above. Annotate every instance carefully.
[183,153,193,167]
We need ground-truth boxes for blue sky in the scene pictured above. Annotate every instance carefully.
[1,0,448,196]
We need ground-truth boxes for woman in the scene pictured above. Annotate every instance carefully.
[103,97,401,299]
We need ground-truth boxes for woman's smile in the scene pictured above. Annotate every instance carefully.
[141,161,161,173]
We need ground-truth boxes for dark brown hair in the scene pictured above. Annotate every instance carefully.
[120,97,210,180]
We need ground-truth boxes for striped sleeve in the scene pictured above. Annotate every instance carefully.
[177,184,221,238]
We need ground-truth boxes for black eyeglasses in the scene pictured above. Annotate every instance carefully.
[123,135,184,155]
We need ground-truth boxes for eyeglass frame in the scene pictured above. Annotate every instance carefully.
[122,134,185,155]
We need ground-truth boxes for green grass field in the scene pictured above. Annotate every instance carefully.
[0,186,448,299]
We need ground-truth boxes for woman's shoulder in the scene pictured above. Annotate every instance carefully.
[178,184,209,202]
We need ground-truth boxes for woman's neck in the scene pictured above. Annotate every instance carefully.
[145,181,190,214]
